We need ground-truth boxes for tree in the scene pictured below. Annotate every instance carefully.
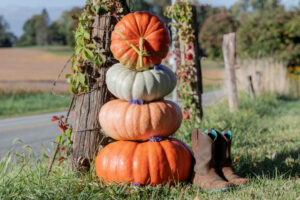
[237,6,300,63]
[199,8,239,60]
[48,21,67,45]
[16,16,38,46]
[58,7,82,47]
[16,9,50,46]
[0,16,16,47]
[35,9,50,46]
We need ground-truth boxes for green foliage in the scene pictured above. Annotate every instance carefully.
[67,0,126,95]
[0,16,16,47]
[165,1,194,44]
[165,0,202,122]
[16,10,49,46]
[1,94,300,199]
[0,91,70,118]
[16,8,82,47]
[237,7,300,63]
[199,8,239,60]
[57,7,82,47]
[128,0,171,22]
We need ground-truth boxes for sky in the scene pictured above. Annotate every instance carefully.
[0,0,299,37]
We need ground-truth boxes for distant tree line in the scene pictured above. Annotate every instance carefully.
[15,8,82,47]
[198,0,300,63]
[1,0,299,63]
[0,16,16,47]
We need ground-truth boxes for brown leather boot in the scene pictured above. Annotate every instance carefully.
[215,130,249,186]
[192,129,234,191]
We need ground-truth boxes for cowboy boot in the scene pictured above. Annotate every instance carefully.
[215,129,249,185]
[192,128,234,191]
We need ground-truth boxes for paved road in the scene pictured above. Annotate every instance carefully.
[0,90,225,158]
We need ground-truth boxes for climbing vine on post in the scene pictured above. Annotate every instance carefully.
[47,0,129,175]
[66,0,125,94]
[165,0,202,123]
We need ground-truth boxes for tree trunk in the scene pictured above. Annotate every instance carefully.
[69,1,129,171]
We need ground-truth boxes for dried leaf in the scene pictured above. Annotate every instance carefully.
[51,116,59,122]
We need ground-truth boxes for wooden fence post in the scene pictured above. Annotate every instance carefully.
[191,5,203,121]
[248,75,255,99]
[69,1,129,172]
[222,33,238,111]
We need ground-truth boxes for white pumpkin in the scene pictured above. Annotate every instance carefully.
[106,63,177,101]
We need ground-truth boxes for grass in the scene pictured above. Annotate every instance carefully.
[201,59,224,69]
[0,93,300,199]
[21,45,73,56]
[0,91,71,119]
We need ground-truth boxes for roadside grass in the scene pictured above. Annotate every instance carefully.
[1,93,300,199]
[21,45,73,56]
[0,91,71,119]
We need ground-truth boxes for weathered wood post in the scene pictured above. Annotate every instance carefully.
[191,5,203,121]
[248,75,255,99]
[69,0,129,171]
[222,33,238,111]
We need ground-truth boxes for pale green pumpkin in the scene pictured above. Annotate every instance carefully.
[106,63,177,101]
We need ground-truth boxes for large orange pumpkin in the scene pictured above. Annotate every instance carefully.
[99,99,182,141]
[95,139,192,185]
[110,11,170,71]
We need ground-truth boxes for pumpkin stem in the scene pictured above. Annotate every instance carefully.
[139,37,144,70]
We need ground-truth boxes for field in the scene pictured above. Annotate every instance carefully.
[0,47,225,117]
[1,93,299,199]
[0,48,224,93]
[0,48,71,93]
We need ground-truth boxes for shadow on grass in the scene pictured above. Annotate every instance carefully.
[237,148,300,179]
[277,95,299,102]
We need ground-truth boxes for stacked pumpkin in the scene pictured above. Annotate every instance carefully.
[95,11,193,186]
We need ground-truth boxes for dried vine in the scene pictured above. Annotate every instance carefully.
[165,0,200,122]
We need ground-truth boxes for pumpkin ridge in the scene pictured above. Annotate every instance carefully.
[158,141,173,182]
[120,14,140,38]
[111,65,125,97]
[132,143,145,183]
[171,139,191,181]
[132,12,142,37]
[146,103,153,139]
[147,142,160,184]
[151,71,162,100]
[156,101,166,135]
[123,101,132,140]
[141,70,148,97]
[130,71,138,100]
[162,69,171,98]
[144,27,168,41]
[148,101,159,133]
[144,15,163,36]
[110,100,121,139]
[121,69,135,99]
[110,141,123,182]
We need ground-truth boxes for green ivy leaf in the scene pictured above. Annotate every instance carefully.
[85,48,94,60]
[83,31,90,40]
[78,73,85,85]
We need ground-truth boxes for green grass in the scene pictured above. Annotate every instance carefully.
[0,91,71,118]
[1,93,300,199]
[202,85,221,92]
[21,45,73,56]
[201,59,224,69]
